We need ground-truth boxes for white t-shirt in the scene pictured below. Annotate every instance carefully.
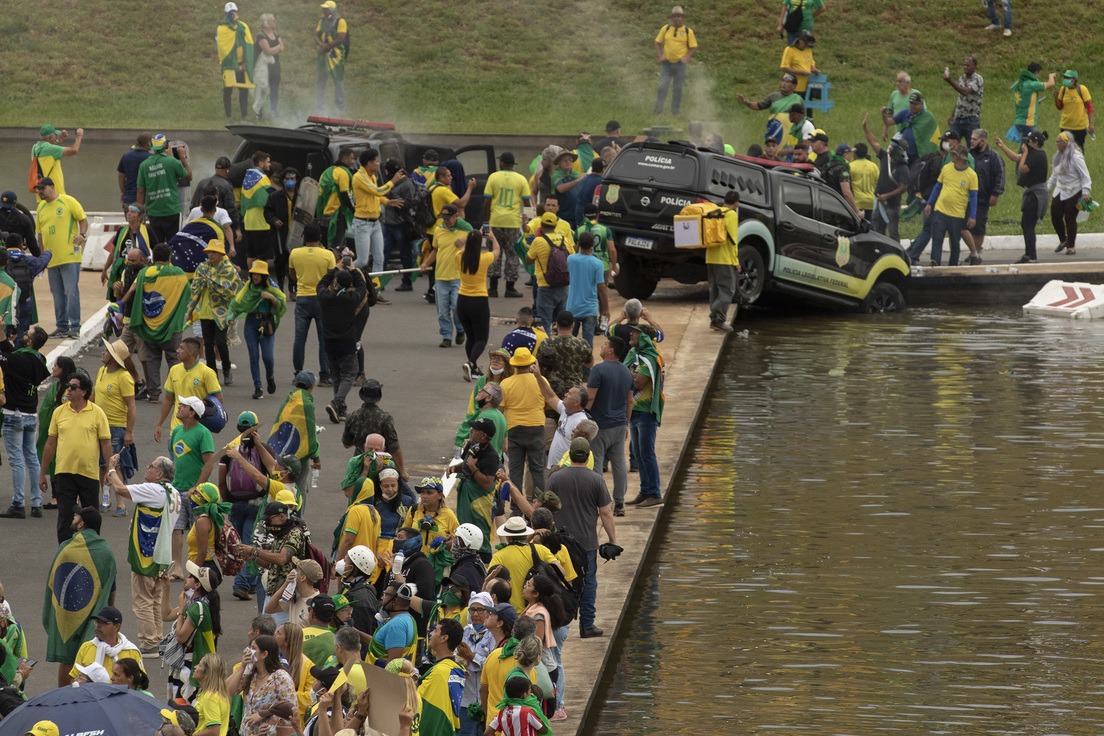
[187,206,232,227]
[546,402,590,469]
[127,481,182,526]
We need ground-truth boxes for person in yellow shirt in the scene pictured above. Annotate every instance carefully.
[39,371,113,544]
[653,5,698,115]
[32,124,83,199]
[68,605,144,684]
[420,204,472,348]
[526,212,576,333]
[1055,70,1095,148]
[289,223,337,385]
[319,148,356,248]
[316,1,348,112]
[849,143,881,219]
[483,152,531,297]
[35,177,88,339]
[708,191,742,332]
[352,149,406,276]
[924,145,979,267]
[780,30,819,94]
[92,339,136,516]
[498,349,552,494]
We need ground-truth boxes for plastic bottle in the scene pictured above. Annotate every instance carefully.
[101,484,111,509]
[311,468,319,489]
[391,551,405,579]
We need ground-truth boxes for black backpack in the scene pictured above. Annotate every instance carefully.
[540,232,570,288]
[527,543,579,624]
[783,0,805,33]
[908,152,943,199]
[410,182,438,230]
[552,528,588,596]
[6,257,33,304]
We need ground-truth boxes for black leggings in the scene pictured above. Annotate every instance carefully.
[223,87,248,119]
[201,319,231,376]
[1021,190,1045,260]
[456,294,490,365]
[1051,192,1082,248]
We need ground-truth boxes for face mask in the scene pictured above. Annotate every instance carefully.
[489,366,505,376]
[334,560,347,577]
[310,688,320,704]
[476,397,487,408]
[441,591,462,607]
[402,536,423,556]
[473,623,486,632]
[942,142,951,151]
[285,180,297,189]
[375,608,390,624]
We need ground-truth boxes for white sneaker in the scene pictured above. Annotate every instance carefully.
[984,23,1000,30]
[1002,28,1012,36]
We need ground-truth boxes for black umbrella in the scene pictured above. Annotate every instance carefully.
[0,683,163,736]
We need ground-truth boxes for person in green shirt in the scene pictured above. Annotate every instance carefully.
[31,124,83,198]
[1012,62,1056,137]
[137,135,193,245]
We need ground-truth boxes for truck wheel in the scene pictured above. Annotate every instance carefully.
[736,246,767,304]
[862,282,905,313]
[614,251,659,300]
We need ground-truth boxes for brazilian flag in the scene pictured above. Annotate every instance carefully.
[130,263,191,345]
[241,168,272,232]
[0,270,17,327]
[268,388,317,461]
[43,530,116,663]
[456,476,493,557]
[417,657,465,736]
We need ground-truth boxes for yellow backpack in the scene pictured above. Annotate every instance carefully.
[676,202,728,248]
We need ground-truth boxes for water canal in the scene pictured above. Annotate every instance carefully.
[591,307,1104,734]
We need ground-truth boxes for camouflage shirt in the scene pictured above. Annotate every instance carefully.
[342,402,400,453]
[537,335,592,399]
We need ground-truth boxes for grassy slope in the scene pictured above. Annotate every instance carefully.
[5,1,1104,234]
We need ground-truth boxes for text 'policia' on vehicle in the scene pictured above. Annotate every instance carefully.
[597,140,912,313]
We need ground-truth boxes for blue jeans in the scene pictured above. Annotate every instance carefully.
[552,623,570,709]
[48,262,81,332]
[458,709,483,736]
[930,210,965,266]
[572,315,597,348]
[353,218,384,272]
[382,223,415,285]
[4,412,40,508]
[986,0,1012,28]
[581,549,598,629]
[630,411,661,498]
[230,501,261,592]
[244,314,276,389]
[535,285,568,336]
[951,116,980,142]
[655,60,687,114]
[292,297,331,380]
[434,279,463,341]
[906,211,933,263]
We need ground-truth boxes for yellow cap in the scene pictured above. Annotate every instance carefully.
[26,722,60,736]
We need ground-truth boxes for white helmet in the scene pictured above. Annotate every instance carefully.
[454,523,484,551]
[348,545,377,577]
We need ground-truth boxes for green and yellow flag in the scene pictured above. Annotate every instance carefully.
[43,530,116,663]
[241,168,272,232]
[0,270,17,327]
[130,263,191,345]
[217,19,254,89]
[417,657,465,736]
[268,388,317,461]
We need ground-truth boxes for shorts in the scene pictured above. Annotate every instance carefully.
[174,499,195,532]
[969,206,990,237]
[245,230,275,261]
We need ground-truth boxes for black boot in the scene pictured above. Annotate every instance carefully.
[489,277,499,298]
[503,281,523,298]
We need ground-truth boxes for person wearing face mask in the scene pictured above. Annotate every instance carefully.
[270,168,300,297]
[160,561,223,697]
[333,546,378,637]
[366,582,417,667]
[453,350,512,454]
[449,419,500,560]
[332,478,382,583]
[403,479,459,586]
[369,466,416,577]
[456,592,495,736]
[236,501,308,618]
[302,664,345,735]
[301,596,336,668]
[390,528,437,646]
[406,577,471,668]
[448,524,488,594]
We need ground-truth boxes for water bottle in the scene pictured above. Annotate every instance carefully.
[101,484,111,509]
[310,468,319,489]
[392,551,405,578]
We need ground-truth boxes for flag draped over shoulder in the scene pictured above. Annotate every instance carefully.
[417,658,465,736]
[130,263,192,345]
[170,217,224,275]
[217,19,254,88]
[268,388,317,461]
[43,530,116,662]
[241,168,272,231]
[0,270,17,327]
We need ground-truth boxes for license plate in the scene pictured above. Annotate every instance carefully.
[624,236,654,250]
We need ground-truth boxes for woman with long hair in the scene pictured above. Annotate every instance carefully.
[403,479,460,556]
[995,130,1049,264]
[111,657,153,697]
[193,653,232,736]
[36,356,76,510]
[276,621,316,728]
[252,13,284,120]
[521,574,568,703]
[1048,131,1093,256]
[455,229,501,382]
[237,634,299,736]
[162,560,223,696]
[229,260,287,400]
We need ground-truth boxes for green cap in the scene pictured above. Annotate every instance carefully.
[39,124,58,137]
[236,410,259,429]
[332,593,352,611]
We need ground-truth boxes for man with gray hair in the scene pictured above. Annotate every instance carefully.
[607,298,664,362]
[104,452,181,657]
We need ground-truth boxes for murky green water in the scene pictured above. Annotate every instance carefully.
[591,307,1104,735]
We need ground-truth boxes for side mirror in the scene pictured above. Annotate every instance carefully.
[858,218,870,234]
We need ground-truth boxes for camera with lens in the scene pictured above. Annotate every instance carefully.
[420,515,435,531]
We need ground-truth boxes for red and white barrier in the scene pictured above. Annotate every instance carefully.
[1023,280,1104,319]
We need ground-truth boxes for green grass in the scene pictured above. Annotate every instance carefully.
[6,1,1104,235]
